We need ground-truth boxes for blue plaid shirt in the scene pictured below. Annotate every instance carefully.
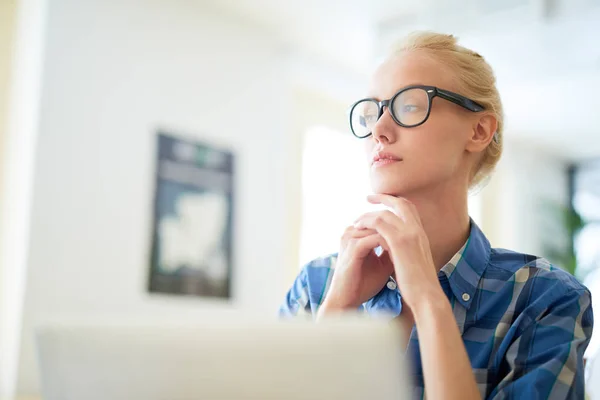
[280,221,593,399]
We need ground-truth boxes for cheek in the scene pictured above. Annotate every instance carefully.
[407,119,466,169]
[423,112,468,152]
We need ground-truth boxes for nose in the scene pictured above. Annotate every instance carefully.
[371,106,397,145]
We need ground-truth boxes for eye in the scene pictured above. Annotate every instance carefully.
[360,114,378,127]
[402,105,419,113]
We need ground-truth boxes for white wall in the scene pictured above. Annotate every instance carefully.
[0,0,46,397]
[0,0,17,145]
[0,0,18,397]
[15,0,295,395]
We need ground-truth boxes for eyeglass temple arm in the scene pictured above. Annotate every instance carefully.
[436,89,498,142]
[436,89,484,112]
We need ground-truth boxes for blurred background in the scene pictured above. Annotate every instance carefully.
[1,0,600,398]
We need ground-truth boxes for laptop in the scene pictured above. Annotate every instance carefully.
[36,315,411,399]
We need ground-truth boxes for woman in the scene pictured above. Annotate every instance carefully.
[280,32,593,399]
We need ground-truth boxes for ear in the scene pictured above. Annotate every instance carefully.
[465,114,498,153]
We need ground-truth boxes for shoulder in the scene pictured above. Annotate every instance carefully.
[482,249,593,397]
[483,248,591,322]
[487,248,586,292]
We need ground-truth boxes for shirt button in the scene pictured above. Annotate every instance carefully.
[462,293,471,301]
[387,281,397,290]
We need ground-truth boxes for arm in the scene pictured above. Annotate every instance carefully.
[279,252,387,318]
[412,286,482,399]
[355,194,480,399]
[279,266,311,317]
[489,288,593,399]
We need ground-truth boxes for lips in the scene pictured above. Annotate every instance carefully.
[372,151,402,167]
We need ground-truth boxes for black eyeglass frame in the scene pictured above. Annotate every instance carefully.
[348,85,485,139]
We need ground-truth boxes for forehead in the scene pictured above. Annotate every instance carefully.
[368,51,458,99]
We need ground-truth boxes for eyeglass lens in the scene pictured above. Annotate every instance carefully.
[350,88,431,137]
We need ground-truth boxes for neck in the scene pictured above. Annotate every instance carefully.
[404,183,471,271]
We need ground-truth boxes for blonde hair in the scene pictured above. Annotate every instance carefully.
[390,31,503,191]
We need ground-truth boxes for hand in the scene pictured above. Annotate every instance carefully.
[353,195,440,310]
[319,225,394,315]
[355,196,480,400]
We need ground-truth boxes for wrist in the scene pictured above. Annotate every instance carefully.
[406,285,451,323]
[317,297,358,320]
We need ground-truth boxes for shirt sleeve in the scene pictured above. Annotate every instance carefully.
[278,255,337,318]
[489,288,594,400]
[278,267,312,318]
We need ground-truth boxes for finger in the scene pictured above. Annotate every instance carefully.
[353,210,397,225]
[353,210,400,231]
[342,225,377,237]
[348,227,378,239]
[367,194,422,227]
[352,213,399,245]
[368,195,421,227]
[348,233,391,257]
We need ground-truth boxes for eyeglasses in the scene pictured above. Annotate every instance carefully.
[348,85,485,139]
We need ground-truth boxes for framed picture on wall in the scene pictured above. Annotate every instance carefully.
[148,132,234,298]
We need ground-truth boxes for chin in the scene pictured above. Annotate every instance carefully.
[369,172,438,197]
[369,164,415,195]
[370,179,414,197]
[369,167,443,197]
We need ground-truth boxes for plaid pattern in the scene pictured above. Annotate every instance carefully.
[279,221,594,399]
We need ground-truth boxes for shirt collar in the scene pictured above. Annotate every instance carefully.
[438,219,491,310]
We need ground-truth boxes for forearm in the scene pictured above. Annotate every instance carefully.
[316,297,358,321]
[316,299,338,320]
[411,287,480,400]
